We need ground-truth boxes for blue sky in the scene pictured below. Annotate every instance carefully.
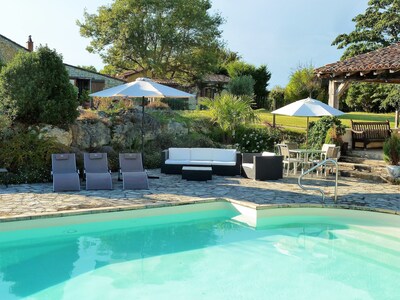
[0,0,368,87]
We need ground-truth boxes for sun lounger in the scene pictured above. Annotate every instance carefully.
[119,153,149,189]
[51,153,80,192]
[84,153,112,190]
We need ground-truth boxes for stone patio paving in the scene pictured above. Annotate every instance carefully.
[0,169,399,220]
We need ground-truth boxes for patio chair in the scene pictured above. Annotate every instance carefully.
[315,145,340,176]
[51,153,80,192]
[278,144,303,176]
[83,153,112,190]
[119,153,149,189]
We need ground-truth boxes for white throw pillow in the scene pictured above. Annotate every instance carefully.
[190,148,214,161]
[212,149,237,162]
[169,148,191,160]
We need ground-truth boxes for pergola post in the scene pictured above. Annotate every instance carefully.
[328,80,349,108]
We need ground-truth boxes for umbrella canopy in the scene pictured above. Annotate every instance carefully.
[271,97,344,145]
[89,78,195,168]
[271,97,344,117]
[90,77,195,98]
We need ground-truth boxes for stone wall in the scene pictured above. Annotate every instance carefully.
[0,35,27,64]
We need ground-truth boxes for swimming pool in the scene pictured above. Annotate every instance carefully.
[0,202,399,299]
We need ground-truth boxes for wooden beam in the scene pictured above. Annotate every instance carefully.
[360,71,371,76]
[373,69,386,75]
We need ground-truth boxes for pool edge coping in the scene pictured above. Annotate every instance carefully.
[0,198,398,223]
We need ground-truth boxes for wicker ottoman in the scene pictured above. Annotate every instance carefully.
[182,166,212,181]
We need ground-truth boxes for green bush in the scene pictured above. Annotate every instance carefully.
[226,75,255,96]
[0,46,78,126]
[308,117,345,149]
[235,127,280,153]
[383,134,400,165]
[161,98,188,110]
[0,131,70,184]
[147,100,170,110]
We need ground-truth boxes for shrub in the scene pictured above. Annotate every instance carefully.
[235,127,280,153]
[161,98,188,110]
[226,75,255,96]
[147,100,170,110]
[201,93,258,143]
[383,134,400,165]
[324,125,343,146]
[0,46,78,126]
[308,117,345,149]
[0,131,70,184]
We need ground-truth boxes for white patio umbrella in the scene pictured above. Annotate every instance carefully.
[271,97,344,144]
[90,77,195,157]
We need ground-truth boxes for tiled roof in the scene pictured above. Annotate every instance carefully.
[202,74,230,83]
[315,42,400,76]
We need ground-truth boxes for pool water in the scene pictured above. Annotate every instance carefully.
[0,205,399,300]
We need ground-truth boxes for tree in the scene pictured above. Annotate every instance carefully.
[226,75,255,96]
[268,86,285,110]
[344,82,391,112]
[332,0,400,113]
[285,64,326,102]
[332,0,400,59]
[225,61,271,108]
[0,46,78,125]
[77,0,224,82]
[201,92,258,143]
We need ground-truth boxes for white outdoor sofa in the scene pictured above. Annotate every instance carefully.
[161,148,241,175]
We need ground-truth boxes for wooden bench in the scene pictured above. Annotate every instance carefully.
[351,120,391,149]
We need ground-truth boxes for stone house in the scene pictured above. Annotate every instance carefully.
[0,34,125,96]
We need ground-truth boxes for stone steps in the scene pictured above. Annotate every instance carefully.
[337,156,389,183]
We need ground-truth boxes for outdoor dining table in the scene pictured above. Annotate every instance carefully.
[289,149,326,173]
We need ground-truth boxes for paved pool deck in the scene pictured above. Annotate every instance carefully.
[0,169,399,220]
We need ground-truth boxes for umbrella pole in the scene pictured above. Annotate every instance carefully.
[141,96,145,163]
[306,117,309,146]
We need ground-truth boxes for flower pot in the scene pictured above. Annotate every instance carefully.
[386,165,400,178]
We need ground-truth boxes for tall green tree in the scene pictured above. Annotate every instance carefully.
[226,75,255,96]
[332,0,400,59]
[331,0,400,113]
[77,0,224,82]
[225,61,271,108]
[285,64,326,103]
[0,46,78,125]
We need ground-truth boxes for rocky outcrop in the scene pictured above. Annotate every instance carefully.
[70,120,111,149]
[166,120,188,135]
[36,109,188,151]
[39,125,73,146]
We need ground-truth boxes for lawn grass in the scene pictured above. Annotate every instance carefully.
[256,110,396,132]
[179,109,397,133]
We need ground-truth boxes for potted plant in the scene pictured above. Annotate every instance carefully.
[383,134,400,178]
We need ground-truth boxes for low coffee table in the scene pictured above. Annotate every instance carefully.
[182,166,212,181]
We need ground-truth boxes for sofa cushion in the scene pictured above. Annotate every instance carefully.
[212,149,237,162]
[262,152,275,156]
[212,161,237,166]
[190,148,213,161]
[189,160,213,165]
[169,148,191,160]
[165,159,191,165]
